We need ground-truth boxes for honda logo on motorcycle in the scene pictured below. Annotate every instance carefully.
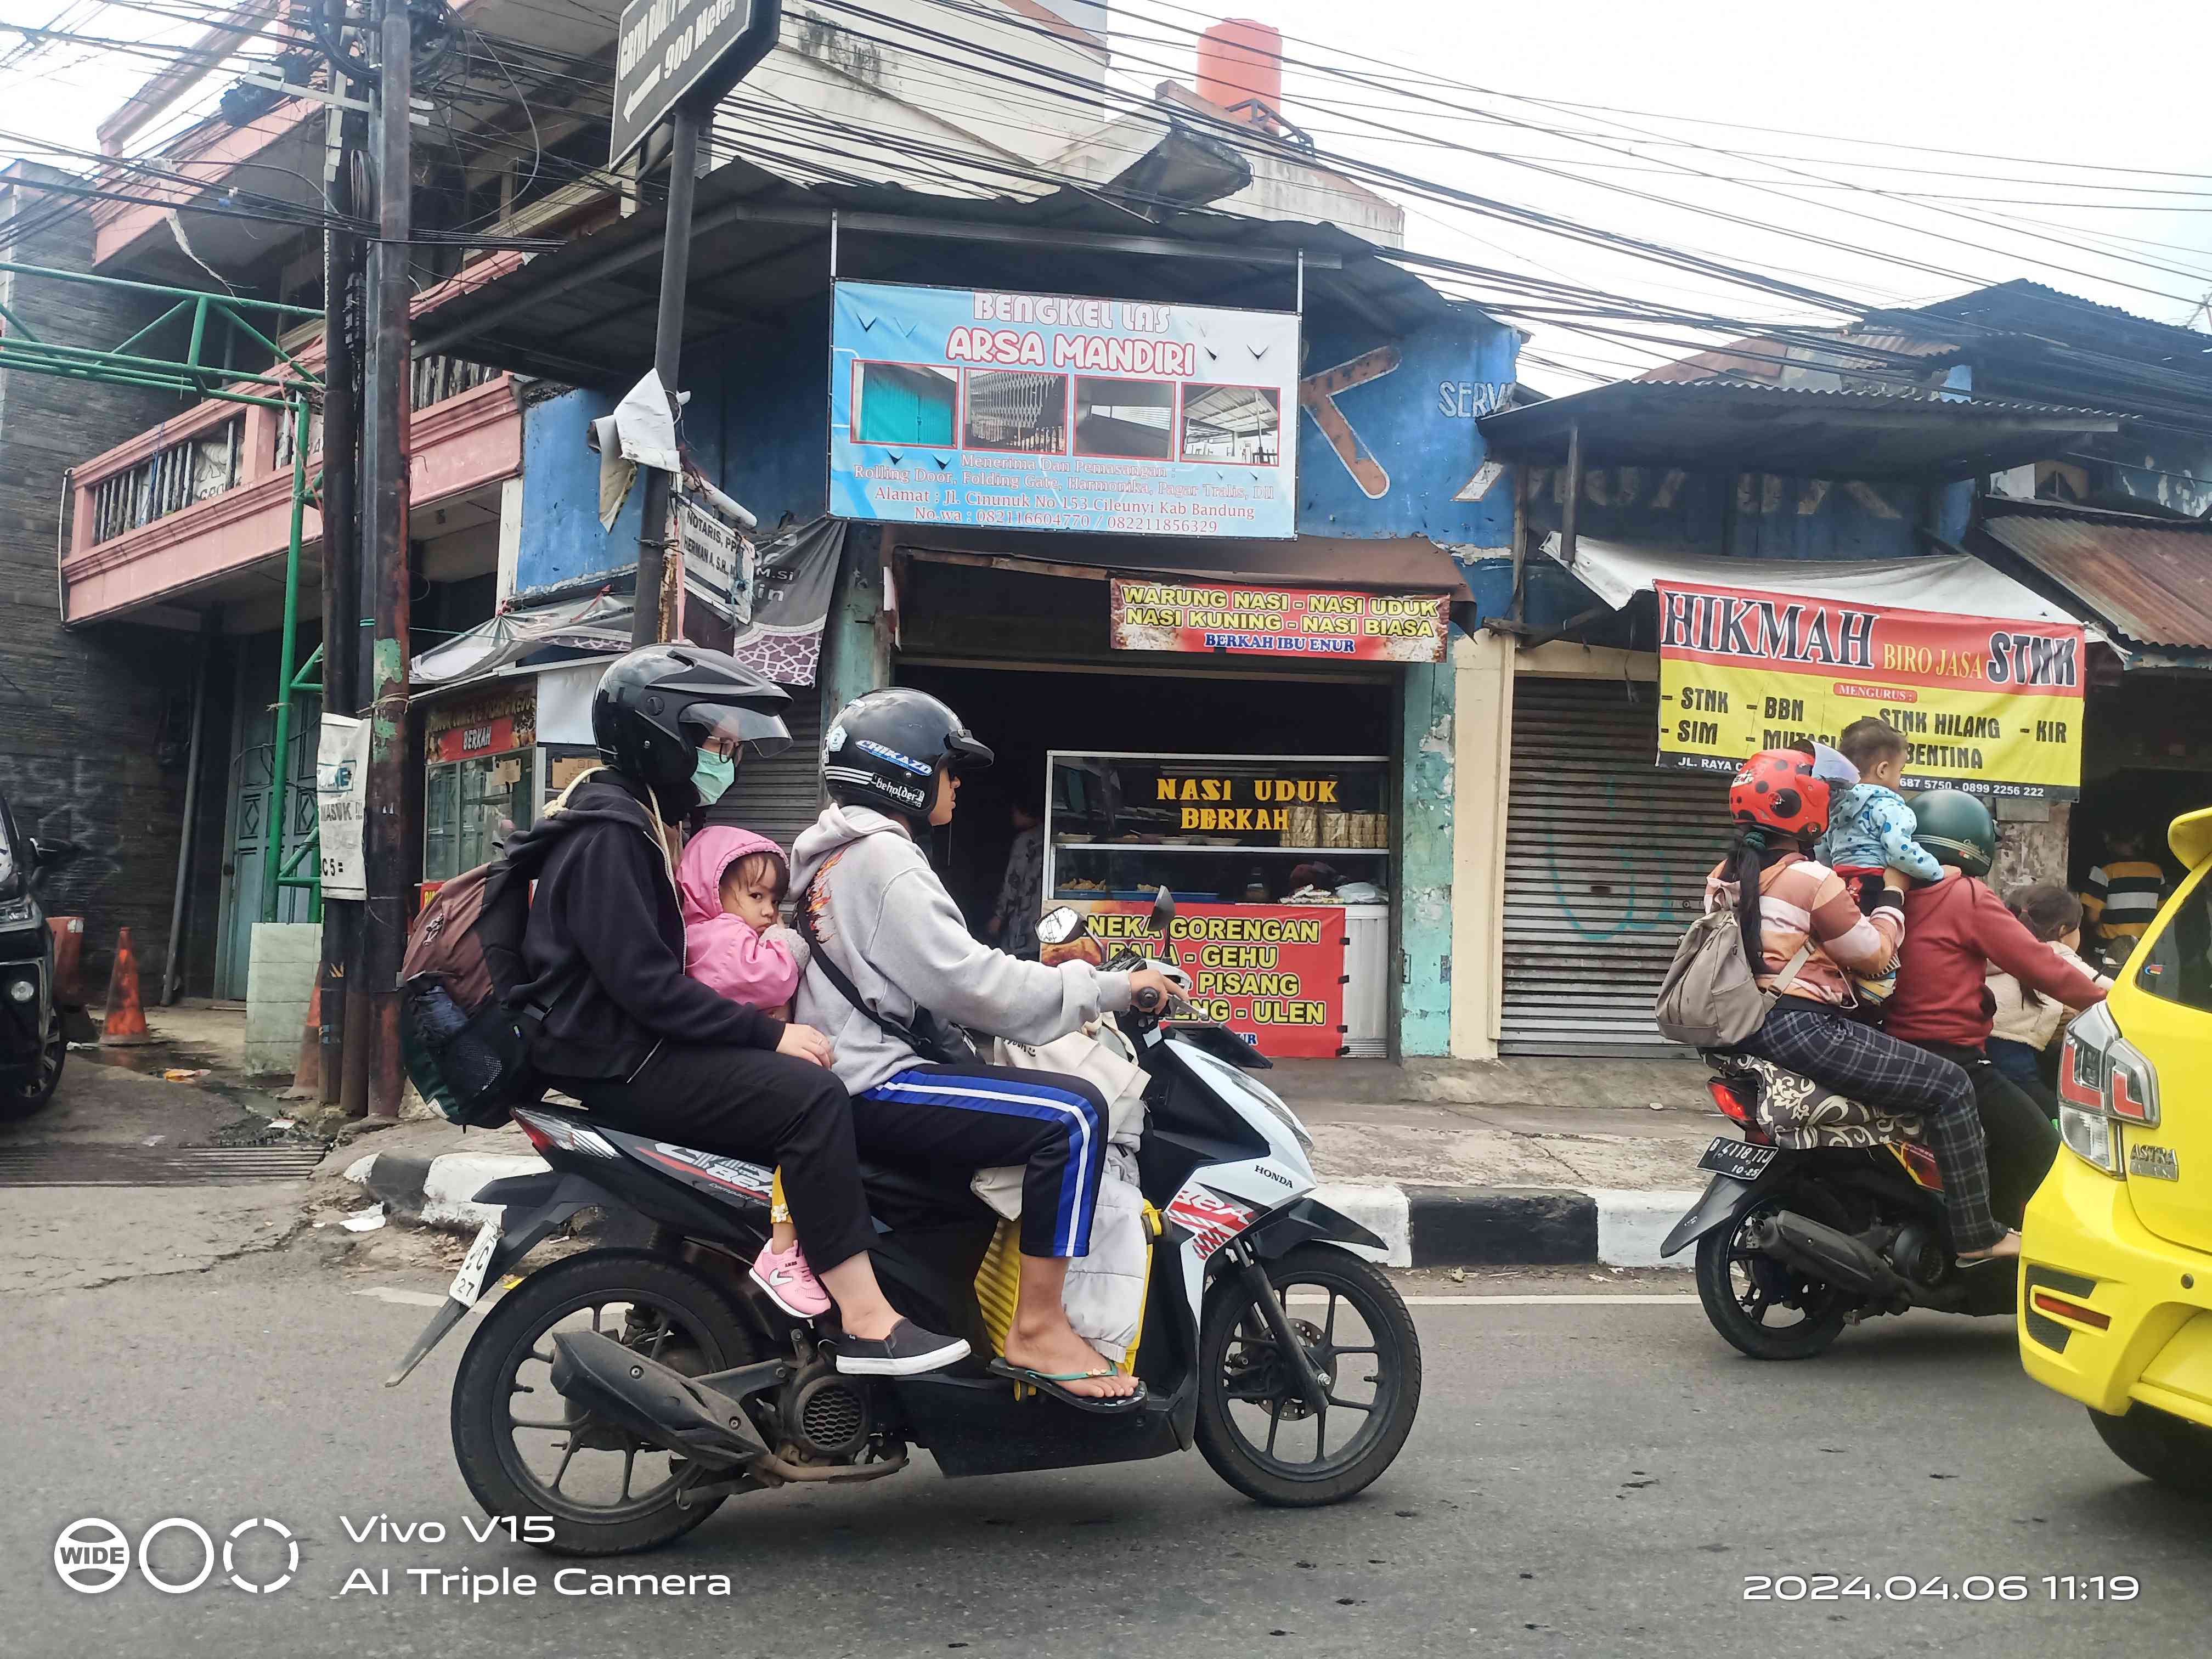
[1165,1184,1256,1259]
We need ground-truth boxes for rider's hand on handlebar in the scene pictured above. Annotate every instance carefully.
[776,1022,836,1067]
[1127,968,1180,1014]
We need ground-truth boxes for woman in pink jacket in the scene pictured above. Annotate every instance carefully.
[675,826,822,1316]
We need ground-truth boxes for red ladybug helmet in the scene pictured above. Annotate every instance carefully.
[1729,748,1829,839]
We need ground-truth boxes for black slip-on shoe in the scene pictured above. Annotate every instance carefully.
[833,1319,971,1377]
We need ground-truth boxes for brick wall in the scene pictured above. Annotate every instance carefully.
[0,166,206,995]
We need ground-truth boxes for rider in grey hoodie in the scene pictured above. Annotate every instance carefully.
[793,689,1178,1409]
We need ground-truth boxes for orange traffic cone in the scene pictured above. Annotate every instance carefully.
[100,927,154,1046]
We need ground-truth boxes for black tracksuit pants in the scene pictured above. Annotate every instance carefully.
[558,1044,878,1275]
[1905,1040,2063,1229]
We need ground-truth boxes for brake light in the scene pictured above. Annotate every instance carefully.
[511,1106,617,1159]
[2029,1290,2111,1331]
[2057,1006,2160,1177]
[1707,1079,1753,1125]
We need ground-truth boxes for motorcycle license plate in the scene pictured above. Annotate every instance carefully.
[449,1220,501,1307]
[1697,1136,1775,1182]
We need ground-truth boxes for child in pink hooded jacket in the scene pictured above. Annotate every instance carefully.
[676,826,824,1317]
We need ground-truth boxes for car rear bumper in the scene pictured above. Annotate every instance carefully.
[2020,1149,2212,1427]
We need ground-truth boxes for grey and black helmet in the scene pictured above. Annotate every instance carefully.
[592,645,792,812]
[822,687,992,828]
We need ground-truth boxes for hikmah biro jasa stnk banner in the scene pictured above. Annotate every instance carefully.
[828,280,1299,538]
[1654,579,2085,800]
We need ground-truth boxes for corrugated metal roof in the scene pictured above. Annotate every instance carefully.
[1476,376,2119,479]
[1978,500,2212,649]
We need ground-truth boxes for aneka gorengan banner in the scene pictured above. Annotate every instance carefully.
[1654,579,2085,800]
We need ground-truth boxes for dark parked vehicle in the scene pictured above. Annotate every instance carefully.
[0,794,81,1120]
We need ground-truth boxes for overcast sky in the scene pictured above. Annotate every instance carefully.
[5,0,2209,391]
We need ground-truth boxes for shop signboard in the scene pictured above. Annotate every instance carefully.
[1108,578,1446,663]
[676,477,755,628]
[1061,900,1348,1059]
[829,280,1298,538]
[1654,579,2085,799]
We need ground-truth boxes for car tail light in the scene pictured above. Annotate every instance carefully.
[2056,1005,2159,1177]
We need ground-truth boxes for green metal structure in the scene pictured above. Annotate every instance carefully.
[0,259,325,926]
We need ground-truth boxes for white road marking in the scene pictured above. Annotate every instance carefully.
[1289,1293,1697,1306]
[354,1286,449,1307]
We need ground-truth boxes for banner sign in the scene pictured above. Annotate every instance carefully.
[1654,579,2085,799]
[829,280,1299,538]
[315,715,368,901]
[1063,901,1347,1058]
[1110,577,1446,663]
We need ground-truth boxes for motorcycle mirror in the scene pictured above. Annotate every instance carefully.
[1035,906,1085,947]
[1149,884,1175,931]
[30,838,83,871]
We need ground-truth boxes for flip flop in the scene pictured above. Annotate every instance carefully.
[988,1358,1149,1415]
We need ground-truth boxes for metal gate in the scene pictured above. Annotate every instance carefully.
[714,685,825,859]
[1500,678,1733,1057]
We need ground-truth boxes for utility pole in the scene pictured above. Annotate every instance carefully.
[319,0,366,1113]
[630,102,701,647]
[360,0,414,1118]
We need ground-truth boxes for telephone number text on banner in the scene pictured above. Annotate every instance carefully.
[1654,580,2085,800]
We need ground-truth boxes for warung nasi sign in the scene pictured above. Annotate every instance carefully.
[1654,579,2085,799]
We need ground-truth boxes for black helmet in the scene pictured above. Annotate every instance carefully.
[1909,788,1998,878]
[592,645,792,812]
[823,687,992,826]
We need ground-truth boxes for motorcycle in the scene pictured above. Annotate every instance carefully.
[387,889,1421,1556]
[1661,1052,2017,1360]
[0,791,81,1122]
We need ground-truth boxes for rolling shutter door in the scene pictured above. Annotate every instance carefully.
[1500,678,1733,1057]
[717,685,824,858]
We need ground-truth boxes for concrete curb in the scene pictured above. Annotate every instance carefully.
[346,1152,1701,1270]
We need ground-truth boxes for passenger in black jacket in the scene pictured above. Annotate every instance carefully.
[512,645,967,1379]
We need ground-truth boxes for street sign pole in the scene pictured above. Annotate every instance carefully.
[612,0,781,646]
[632,99,701,647]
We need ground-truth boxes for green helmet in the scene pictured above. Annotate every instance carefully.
[1910,788,1997,877]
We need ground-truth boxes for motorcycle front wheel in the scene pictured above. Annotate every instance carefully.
[1194,1243,1421,1506]
[449,1249,767,1557]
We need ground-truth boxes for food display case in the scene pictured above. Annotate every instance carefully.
[1043,751,1392,1057]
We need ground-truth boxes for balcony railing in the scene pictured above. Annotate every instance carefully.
[271,354,503,470]
[89,415,245,545]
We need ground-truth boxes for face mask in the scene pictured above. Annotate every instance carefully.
[692,749,736,805]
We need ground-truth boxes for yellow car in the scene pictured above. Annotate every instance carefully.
[2019,806,2212,1495]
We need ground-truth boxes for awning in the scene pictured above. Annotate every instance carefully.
[412,594,635,688]
[1977,500,2212,651]
[893,524,1468,591]
[1545,534,2089,627]
[1478,378,2119,481]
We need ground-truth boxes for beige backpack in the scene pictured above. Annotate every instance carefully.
[1652,902,1813,1048]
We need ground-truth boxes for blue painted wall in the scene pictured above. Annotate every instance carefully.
[514,290,1522,602]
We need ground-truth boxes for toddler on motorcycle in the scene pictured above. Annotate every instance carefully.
[675,825,831,1321]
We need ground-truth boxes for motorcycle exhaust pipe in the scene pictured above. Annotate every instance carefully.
[1744,1211,1910,1308]
[547,1331,771,1472]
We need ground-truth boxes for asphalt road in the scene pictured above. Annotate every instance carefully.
[3,1250,2207,1659]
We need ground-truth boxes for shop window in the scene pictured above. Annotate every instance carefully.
[2134,873,2212,1014]
[425,749,537,883]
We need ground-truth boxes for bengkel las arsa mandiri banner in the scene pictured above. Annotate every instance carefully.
[1066,902,1348,1059]
[1654,579,2085,800]
[828,279,1298,538]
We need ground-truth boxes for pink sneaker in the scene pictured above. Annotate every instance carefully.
[750,1240,831,1319]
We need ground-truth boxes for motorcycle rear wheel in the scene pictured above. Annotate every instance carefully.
[1194,1244,1421,1507]
[449,1249,766,1556]
[1694,1188,1852,1361]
